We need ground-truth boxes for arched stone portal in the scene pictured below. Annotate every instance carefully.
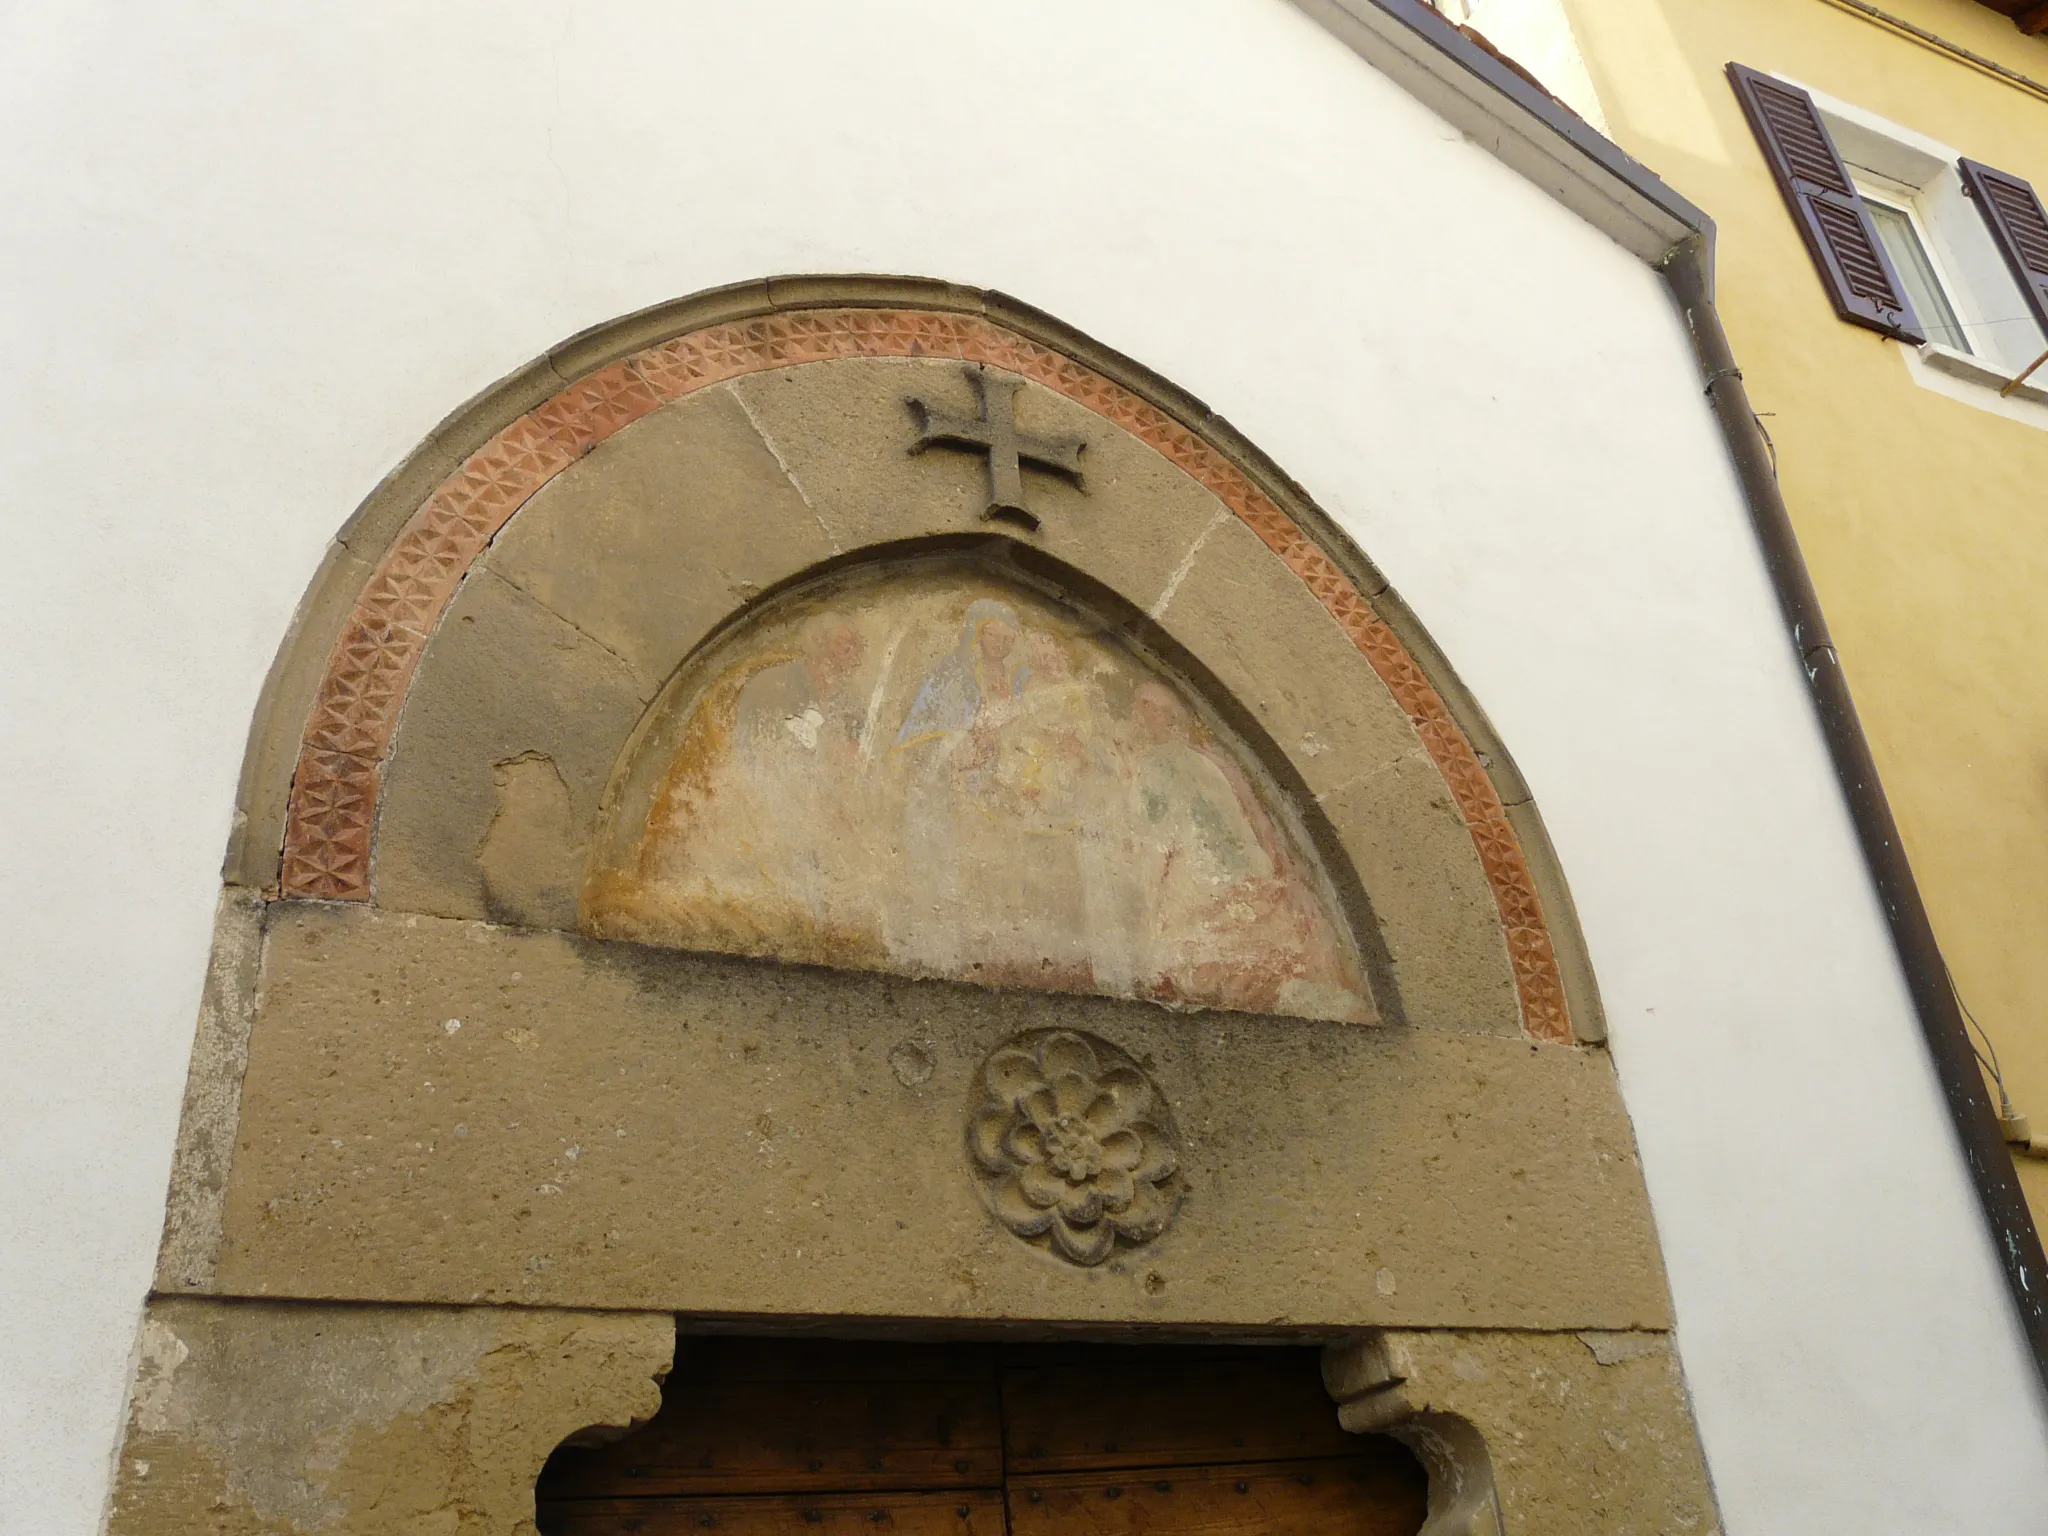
[115,280,1716,1534]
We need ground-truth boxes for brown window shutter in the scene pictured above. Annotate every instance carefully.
[1725,63,1925,343]
[1957,158,2048,337]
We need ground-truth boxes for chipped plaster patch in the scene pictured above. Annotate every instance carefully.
[1578,1330,1666,1367]
[130,1318,190,1435]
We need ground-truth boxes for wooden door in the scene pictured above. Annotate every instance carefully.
[537,1339,1427,1536]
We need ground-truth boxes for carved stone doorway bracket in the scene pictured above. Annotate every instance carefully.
[1323,1329,1721,1535]
[106,1298,674,1536]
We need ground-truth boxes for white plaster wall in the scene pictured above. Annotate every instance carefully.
[1430,0,1613,131]
[0,2,2041,1531]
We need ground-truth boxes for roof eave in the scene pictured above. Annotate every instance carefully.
[1291,0,1707,265]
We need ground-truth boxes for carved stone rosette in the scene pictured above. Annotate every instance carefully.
[968,1029,1181,1265]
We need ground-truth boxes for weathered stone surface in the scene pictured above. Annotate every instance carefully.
[107,1297,671,1536]
[156,889,266,1293]
[1155,511,1422,803]
[727,357,1225,616]
[1319,754,1520,1037]
[206,902,1669,1330]
[375,569,650,928]
[224,539,373,891]
[1505,796,1607,1044]
[359,352,1525,1044]
[1325,1329,1720,1535]
[483,384,838,695]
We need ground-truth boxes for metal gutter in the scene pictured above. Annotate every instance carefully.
[1299,0,2048,1391]
[1818,0,2048,103]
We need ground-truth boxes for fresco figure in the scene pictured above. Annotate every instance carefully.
[895,598,1025,752]
[723,615,873,921]
[584,568,1372,1023]
[993,630,1100,833]
[1120,681,1351,1016]
[886,599,1027,977]
[969,628,1117,990]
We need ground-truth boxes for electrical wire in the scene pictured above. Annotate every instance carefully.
[1751,412,1778,481]
[1947,958,2017,1123]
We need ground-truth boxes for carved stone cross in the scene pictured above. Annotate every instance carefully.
[906,366,1085,530]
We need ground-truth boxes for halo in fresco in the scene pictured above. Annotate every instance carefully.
[584,562,1372,1023]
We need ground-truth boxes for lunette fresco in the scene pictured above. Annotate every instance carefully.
[585,566,1371,1022]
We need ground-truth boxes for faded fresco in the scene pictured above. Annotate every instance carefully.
[585,568,1371,1022]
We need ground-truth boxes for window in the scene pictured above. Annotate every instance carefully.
[1861,187,1971,353]
[1820,111,2048,375]
[1727,63,2048,412]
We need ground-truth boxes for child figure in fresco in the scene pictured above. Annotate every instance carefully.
[893,598,1026,754]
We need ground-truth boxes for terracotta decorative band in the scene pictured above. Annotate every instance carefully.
[280,307,1571,1043]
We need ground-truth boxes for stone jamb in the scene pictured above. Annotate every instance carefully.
[1322,1329,1721,1534]
[105,1298,674,1536]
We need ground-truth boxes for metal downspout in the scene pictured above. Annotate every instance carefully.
[1661,235,2048,1383]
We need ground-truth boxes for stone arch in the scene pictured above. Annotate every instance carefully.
[240,278,1598,1046]
[118,279,1724,1536]
[153,275,1673,1319]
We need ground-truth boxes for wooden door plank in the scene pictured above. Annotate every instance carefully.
[539,1489,1007,1536]
[540,1378,1005,1497]
[993,1344,1255,1371]
[681,1338,1000,1383]
[1005,1457,1426,1536]
[1001,1356,1354,1472]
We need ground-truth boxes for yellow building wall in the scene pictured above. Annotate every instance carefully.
[1555,0,2048,1218]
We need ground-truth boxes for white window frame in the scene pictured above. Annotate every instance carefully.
[1774,75,2048,426]
[1853,172,1975,354]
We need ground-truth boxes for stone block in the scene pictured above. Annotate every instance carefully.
[155,889,265,1294]
[1318,754,1520,1036]
[205,902,1670,1332]
[1325,1329,1720,1535]
[484,385,837,695]
[727,357,1225,617]
[375,569,650,927]
[1153,511,1421,802]
[106,1296,671,1536]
